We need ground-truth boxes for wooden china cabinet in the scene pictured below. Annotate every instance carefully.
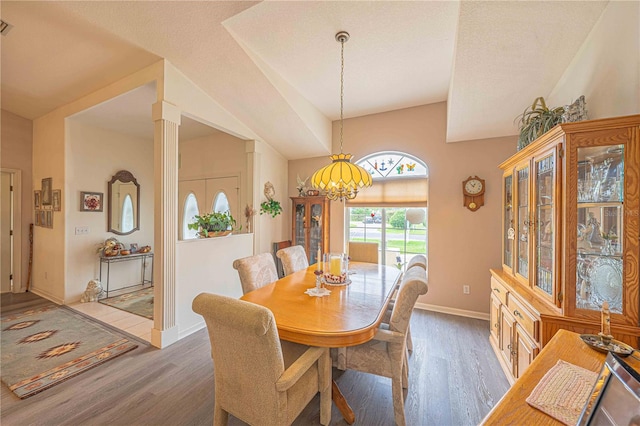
[489,114,640,384]
[291,196,330,265]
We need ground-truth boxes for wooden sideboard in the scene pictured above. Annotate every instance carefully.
[481,329,640,425]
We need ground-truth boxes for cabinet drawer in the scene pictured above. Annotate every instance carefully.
[490,277,508,306]
[507,295,539,341]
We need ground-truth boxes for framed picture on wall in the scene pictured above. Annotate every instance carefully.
[41,177,52,205]
[35,210,41,226]
[80,191,103,212]
[52,190,61,211]
[34,190,41,209]
[38,210,45,227]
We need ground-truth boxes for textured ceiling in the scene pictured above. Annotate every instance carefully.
[1,1,612,159]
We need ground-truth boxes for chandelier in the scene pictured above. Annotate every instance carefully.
[311,31,372,201]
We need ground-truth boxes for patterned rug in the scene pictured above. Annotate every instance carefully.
[1,305,138,398]
[99,287,153,319]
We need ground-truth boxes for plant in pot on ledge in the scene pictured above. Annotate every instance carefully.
[515,96,565,151]
[188,211,238,238]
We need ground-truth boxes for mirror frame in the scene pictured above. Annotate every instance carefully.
[108,170,140,235]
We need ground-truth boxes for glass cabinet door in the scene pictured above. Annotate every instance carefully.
[503,174,514,269]
[576,145,624,314]
[515,166,530,280]
[534,153,556,298]
[294,201,306,250]
[309,202,324,264]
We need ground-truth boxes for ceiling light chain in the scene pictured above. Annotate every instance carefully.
[311,31,373,202]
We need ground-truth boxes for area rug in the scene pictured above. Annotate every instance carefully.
[1,305,138,398]
[99,287,153,319]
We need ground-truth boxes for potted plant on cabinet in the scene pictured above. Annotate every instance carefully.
[188,211,238,238]
[515,97,565,151]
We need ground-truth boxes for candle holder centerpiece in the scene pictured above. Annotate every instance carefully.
[323,253,350,285]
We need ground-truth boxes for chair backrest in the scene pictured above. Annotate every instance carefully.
[389,265,428,334]
[276,245,309,276]
[348,242,379,263]
[232,253,279,294]
[272,240,292,278]
[406,254,427,270]
[192,293,286,423]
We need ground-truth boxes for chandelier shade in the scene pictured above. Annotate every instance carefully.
[311,153,373,201]
[311,31,373,202]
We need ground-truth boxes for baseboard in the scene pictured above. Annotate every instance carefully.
[179,320,206,341]
[415,302,490,321]
[28,287,64,305]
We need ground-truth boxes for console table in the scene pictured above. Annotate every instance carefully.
[99,252,153,298]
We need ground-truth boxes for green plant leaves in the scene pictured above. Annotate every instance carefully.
[260,199,282,218]
[515,97,564,150]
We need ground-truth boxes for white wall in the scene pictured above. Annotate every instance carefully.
[176,233,253,338]
[1,110,32,291]
[548,1,640,118]
[65,120,154,301]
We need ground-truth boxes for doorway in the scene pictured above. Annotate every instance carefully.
[1,169,22,293]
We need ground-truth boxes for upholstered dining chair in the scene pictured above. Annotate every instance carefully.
[232,253,278,294]
[192,293,332,426]
[340,266,427,426]
[348,241,379,263]
[406,254,427,270]
[276,245,309,276]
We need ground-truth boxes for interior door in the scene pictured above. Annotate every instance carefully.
[1,172,13,293]
[205,176,239,222]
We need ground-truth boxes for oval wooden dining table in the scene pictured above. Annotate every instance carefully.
[241,261,402,424]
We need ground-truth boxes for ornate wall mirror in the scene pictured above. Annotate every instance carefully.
[108,170,140,235]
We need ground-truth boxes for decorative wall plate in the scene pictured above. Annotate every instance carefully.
[587,257,622,312]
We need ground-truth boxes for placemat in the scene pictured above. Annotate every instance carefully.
[526,359,598,425]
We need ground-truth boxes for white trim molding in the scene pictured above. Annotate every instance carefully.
[415,302,490,321]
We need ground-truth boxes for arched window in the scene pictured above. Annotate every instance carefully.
[347,151,429,269]
[183,193,200,240]
[121,195,134,233]
[212,191,230,213]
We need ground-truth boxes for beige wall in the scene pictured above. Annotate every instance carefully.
[65,120,154,302]
[548,1,639,118]
[1,110,33,290]
[290,103,516,316]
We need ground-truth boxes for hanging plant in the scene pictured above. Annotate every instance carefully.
[260,199,282,218]
[515,97,564,151]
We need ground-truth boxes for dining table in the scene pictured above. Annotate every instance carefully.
[240,261,402,424]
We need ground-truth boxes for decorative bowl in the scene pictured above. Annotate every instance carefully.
[119,250,131,256]
[306,189,320,196]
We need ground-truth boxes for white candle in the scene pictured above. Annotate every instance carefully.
[317,245,322,271]
[601,301,611,336]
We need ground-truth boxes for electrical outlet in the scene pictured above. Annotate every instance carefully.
[75,226,89,235]
[463,285,470,294]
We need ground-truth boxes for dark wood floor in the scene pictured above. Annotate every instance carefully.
[1,292,509,425]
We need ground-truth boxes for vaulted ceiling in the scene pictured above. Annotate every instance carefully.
[1,1,610,159]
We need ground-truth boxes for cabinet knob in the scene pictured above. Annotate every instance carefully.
[514,309,523,319]
[493,287,501,293]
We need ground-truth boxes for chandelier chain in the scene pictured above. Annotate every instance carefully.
[340,37,344,153]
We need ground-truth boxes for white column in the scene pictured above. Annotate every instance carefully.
[151,101,181,348]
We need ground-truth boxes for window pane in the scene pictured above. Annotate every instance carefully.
[348,207,427,269]
[183,193,199,240]
[213,192,230,213]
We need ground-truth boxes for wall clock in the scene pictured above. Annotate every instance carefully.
[462,176,485,211]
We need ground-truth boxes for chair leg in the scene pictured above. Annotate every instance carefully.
[213,403,228,426]
[402,350,409,389]
[391,372,407,426]
[319,350,332,425]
